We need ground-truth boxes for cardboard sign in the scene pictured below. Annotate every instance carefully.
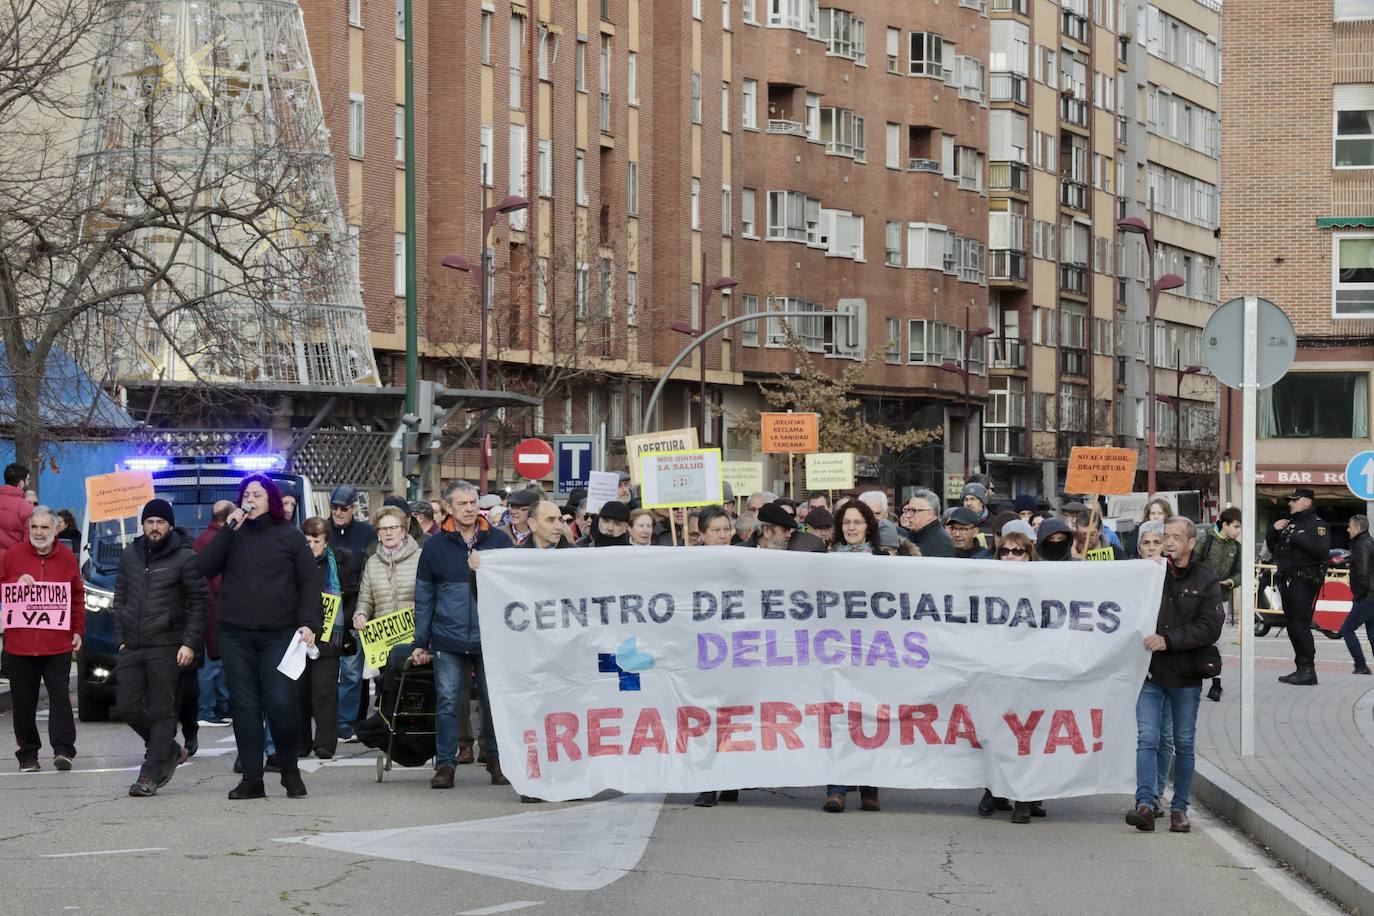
[585,470,621,515]
[1,581,72,630]
[639,449,724,509]
[1065,447,1139,496]
[721,461,764,500]
[359,607,416,669]
[760,413,819,454]
[1085,547,1116,562]
[320,592,343,636]
[805,453,855,491]
[623,428,700,486]
[85,471,156,523]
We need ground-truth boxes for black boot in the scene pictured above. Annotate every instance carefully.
[694,791,718,807]
[280,769,307,798]
[1010,802,1032,824]
[1355,664,1372,675]
[977,789,997,817]
[228,778,266,800]
[1289,666,1318,686]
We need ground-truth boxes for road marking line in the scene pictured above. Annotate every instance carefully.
[1193,808,1344,916]
[41,847,167,858]
[457,903,543,915]
[0,766,143,776]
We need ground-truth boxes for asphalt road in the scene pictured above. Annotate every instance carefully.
[0,678,1347,916]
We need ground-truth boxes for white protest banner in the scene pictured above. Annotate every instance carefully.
[585,470,621,515]
[639,449,723,510]
[805,452,855,491]
[721,461,763,498]
[1,581,72,630]
[623,428,699,486]
[477,551,1164,803]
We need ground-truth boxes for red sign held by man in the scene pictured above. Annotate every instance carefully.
[513,438,555,480]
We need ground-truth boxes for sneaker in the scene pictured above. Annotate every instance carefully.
[53,754,73,771]
[197,718,231,728]
[339,733,360,744]
[18,759,39,773]
[128,777,156,798]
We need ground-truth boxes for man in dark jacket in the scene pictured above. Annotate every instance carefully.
[1126,517,1224,835]
[740,502,826,552]
[115,499,210,797]
[521,498,574,549]
[899,489,956,558]
[412,480,512,790]
[328,484,375,741]
[1341,515,1374,674]
[1265,487,1330,685]
[193,501,234,726]
[946,508,992,559]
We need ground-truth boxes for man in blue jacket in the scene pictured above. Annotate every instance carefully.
[411,480,512,790]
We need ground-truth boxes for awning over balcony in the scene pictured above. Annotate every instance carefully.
[1316,216,1374,228]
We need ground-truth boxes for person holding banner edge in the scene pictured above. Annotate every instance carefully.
[195,475,321,800]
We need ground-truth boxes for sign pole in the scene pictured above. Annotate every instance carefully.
[1240,295,1258,758]
[788,452,795,500]
[668,511,678,546]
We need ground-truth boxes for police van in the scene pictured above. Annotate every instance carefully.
[76,454,313,721]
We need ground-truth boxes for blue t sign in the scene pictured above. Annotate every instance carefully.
[555,435,597,495]
[1345,451,1374,501]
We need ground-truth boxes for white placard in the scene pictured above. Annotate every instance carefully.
[585,470,621,515]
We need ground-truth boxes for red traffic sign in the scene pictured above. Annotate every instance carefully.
[513,438,555,480]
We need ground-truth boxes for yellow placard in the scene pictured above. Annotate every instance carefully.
[805,453,855,491]
[720,461,764,498]
[639,449,724,510]
[1085,547,1116,561]
[320,592,342,637]
[85,471,155,523]
[359,607,415,668]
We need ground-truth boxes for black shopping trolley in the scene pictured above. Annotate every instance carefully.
[356,650,437,783]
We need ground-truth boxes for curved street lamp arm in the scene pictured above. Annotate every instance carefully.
[640,310,817,434]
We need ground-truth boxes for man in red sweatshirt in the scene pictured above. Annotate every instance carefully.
[1,506,84,771]
[0,463,34,551]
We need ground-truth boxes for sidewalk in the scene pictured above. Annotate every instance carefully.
[1194,624,1374,913]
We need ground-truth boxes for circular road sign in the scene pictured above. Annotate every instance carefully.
[513,438,555,480]
[1347,451,1374,502]
[1201,296,1296,390]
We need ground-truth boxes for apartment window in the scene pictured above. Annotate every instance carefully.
[576,39,586,92]
[393,233,405,296]
[394,104,404,162]
[741,188,757,237]
[627,271,638,325]
[722,186,732,236]
[599,36,612,133]
[1335,234,1374,317]
[884,220,902,266]
[479,125,493,186]
[742,79,758,129]
[743,0,757,24]
[508,124,527,230]
[906,222,950,271]
[768,0,811,31]
[534,257,549,315]
[575,149,587,204]
[692,73,702,123]
[805,93,820,140]
[1336,86,1374,168]
[510,14,524,109]
[741,294,760,346]
[610,388,625,439]
[627,161,639,215]
[480,10,491,62]
[690,283,701,328]
[908,32,943,77]
[767,190,818,243]
[599,257,613,318]
[349,0,362,27]
[348,93,364,158]
[575,262,588,317]
[722,83,731,132]
[884,318,900,362]
[723,0,731,28]
[693,0,701,18]
[690,179,700,229]
[885,122,900,169]
[1261,372,1370,438]
[886,27,900,73]
[1336,0,1374,19]
[395,0,404,38]
[628,52,639,105]
[538,139,552,197]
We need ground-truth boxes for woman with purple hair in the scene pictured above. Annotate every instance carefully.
[196,474,321,800]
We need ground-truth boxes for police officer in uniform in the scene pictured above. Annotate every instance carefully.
[1265,488,1330,685]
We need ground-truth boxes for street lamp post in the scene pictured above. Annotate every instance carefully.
[671,270,737,443]
[1118,198,1185,499]
[441,194,528,494]
[938,326,995,481]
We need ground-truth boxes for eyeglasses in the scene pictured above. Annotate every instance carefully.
[376,525,404,533]
[901,506,932,515]
[999,546,1028,557]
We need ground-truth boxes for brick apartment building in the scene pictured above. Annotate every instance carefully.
[1221,0,1374,532]
[301,0,1222,500]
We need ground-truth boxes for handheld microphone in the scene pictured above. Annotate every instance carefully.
[228,500,252,530]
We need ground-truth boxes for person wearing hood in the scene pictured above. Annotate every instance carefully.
[1036,516,1077,561]
[114,499,210,796]
[579,500,634,547]
[1013,494,1038,523]
[298,516,358,760]
[946,508,992,559]
[961,483,996,536]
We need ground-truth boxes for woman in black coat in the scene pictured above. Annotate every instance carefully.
[196,474,321,800]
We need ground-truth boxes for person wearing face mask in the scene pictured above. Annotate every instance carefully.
[579,501,633,547]
[1036,516,1077,562]
[196,475,321,800]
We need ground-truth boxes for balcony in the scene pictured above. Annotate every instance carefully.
[1059,178,1088,211]
[1060,96,1089,127]
[1060,346,1088,377]
[1061,10,1089,43]
[907,157,941,173]
[1115,355,1128,385]
[989,249,1027,283]
[991,0,1028,12]
[984,426,1028,458]
[990,72,1028,105]
[988,337,1027,369]
[767,119,806,137]
[1059,263,1088,295]
[989,160,1028,192]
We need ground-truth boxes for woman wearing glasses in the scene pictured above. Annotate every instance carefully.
[977,520,1047,824]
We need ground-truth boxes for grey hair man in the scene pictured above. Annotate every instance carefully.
[898,489,954,558]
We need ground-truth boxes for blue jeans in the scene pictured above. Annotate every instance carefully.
[433,650,497,768]
[337,636,365,737]
[1154,700,1175,801]
[197,658,229,721]
[218,625,300,779]
[1135,681,1201,812]
[826,785,876,796]
[1341,599,1374,668]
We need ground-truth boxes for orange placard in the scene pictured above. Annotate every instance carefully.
[760,412,819,454]
[85,471,155,523]
[1065,447,1139,496]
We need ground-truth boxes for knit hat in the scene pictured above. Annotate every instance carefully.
[141,498,175,526]
[1013,493,1038,513]
[960,482,988,503]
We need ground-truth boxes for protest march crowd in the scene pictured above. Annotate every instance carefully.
[2,458,1367,836]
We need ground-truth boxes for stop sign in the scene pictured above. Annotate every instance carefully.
[512,438,555,480]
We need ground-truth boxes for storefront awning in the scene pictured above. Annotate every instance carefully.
[1316,216,1374,229]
